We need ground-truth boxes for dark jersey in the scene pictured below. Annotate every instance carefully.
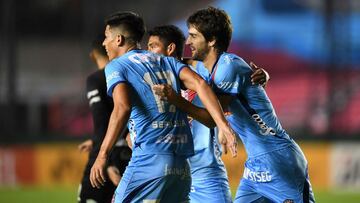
[86,69,114,160]
[78,69,131,203]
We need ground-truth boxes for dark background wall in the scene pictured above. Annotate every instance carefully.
[0,0,359,143]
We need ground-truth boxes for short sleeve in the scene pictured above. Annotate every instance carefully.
[166,56,187,77]
[212,57,251,95]
[105,60,127,97]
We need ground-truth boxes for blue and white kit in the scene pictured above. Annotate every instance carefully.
[194,53,315,203]
[187,83,232,203]
[105,50,194,203]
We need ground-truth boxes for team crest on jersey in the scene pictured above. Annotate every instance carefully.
[283,199,294,203]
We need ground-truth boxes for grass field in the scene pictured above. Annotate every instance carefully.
[0,186,360,203]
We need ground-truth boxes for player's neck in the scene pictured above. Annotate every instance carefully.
[118,43,140,57]
[203,50,219,73]
[125,43,140,53]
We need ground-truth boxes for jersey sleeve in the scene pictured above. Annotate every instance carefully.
[166,56,187,77]
[212,58,250,95]
[105,60,127,97]
[86,73,100,104]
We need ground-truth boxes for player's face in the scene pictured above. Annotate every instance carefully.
[186,25,210,61]
[147,36,168,56]
[103,25,118,60]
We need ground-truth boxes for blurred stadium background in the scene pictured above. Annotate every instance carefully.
[0,0,359,202]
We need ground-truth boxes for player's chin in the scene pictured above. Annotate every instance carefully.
[190,51,197,58]
[192,54,202,61]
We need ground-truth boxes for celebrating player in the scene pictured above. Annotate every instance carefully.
[89,11,237,202]
[148,24,269,203]
[78,35,131,203]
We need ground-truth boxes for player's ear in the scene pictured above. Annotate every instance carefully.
[116,34,126,46]
[208,38,216,48]
[167,43,176,56]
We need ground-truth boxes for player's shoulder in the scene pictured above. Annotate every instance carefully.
[127,49,165,65]
[219,52,246,65]
[219,52,250,70]
[105,57,122,70]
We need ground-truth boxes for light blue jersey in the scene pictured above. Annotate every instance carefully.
[105,50,193,202]
[186,63,232,203]
[105,50,193,157]
[195,53,292,157]
[195,53,315,203]
[189,94,227,180]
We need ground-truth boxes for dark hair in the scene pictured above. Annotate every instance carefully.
[105,11,145,44]
[187,6,232,53]
[91,34,107,57]
[148,25,185,59]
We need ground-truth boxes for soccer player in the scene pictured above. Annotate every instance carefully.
[156,7,315,203]
[89,11,237,202]
[77,35,132,203]
[147,24,232,203]
[186,7,315,203]
[148,25,270,203]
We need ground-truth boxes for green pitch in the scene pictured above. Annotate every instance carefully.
[0,186,359,203]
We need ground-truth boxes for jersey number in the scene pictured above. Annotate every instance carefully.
[143,71,176,113]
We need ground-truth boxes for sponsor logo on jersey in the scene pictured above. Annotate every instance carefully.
[217,81,239,90]
[243,167,272,182]
[251,114,276,136]
[152,120,187,128]
[164,164,190,180]
[156,134,188,144]
[106,71,120,83]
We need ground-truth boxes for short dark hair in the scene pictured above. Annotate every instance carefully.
[105,11,145,44]
[187,7,232,53]
[148,25,185,59]
[91,34,107,57]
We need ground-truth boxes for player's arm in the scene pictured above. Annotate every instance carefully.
[90,83,131,188]
[153,84,216,128]
[250,62,270,88]
[106,166,121,186]
[178,66,237,157]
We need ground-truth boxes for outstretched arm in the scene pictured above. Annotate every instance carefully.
[90,83,131,188]
[178,67,237,157]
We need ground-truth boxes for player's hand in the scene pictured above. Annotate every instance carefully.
[250,62,270,87]
[90,156,107,188]
[152,84,177,102]
[107,166,121,186]
[78,139,93,153]
[218,123,238,157]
